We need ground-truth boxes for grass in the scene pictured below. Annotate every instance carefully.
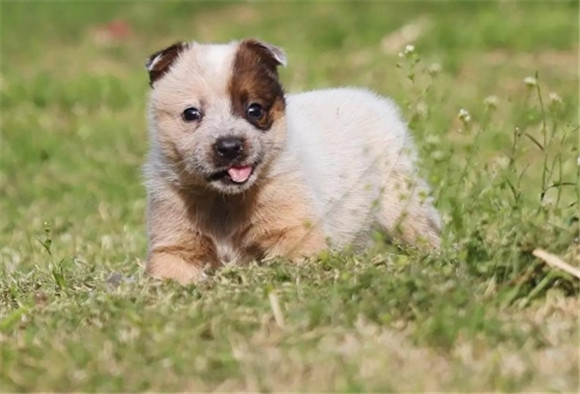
[1,1,578,392]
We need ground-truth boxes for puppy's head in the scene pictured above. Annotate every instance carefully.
[146,39,287,194]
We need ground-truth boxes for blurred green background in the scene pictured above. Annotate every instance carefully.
[1,1,578,392]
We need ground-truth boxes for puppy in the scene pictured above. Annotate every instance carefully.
[143,39,441,284]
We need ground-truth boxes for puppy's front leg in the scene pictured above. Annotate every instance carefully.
[248,181,328,261]
[146,186,218,285]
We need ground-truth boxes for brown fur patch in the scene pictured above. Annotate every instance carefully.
[229,39,286,130]
[146,42,188,86]
[145,171,326,284]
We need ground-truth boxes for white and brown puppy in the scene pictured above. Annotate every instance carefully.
[144,39,441,284]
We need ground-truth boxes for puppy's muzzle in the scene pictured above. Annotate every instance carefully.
[214,136,245,161]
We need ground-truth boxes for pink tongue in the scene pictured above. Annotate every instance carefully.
[227,165,253,183]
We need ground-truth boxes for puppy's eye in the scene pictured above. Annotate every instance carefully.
[182,107,202,122]
[246,103,264,119]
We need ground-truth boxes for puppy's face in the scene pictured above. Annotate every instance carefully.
[146,40,287,194]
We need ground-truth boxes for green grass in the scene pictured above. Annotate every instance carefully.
[1,1,578,392]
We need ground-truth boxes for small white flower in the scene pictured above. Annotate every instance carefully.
[483,95,499,109]
[425,135,441,145]
[428,62,441,76]
[523,76,537,87]
[458,108,471,123]
[398,44,416,58]
[548,92,563,106]
[416,101,428,118]
[541,196,555,208]
[577,156,580,166]
[431,150,445,161]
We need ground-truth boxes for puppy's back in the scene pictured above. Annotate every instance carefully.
[285,88,411,167]
[283,88,436,247]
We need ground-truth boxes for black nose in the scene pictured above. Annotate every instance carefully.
[214,136,244,160]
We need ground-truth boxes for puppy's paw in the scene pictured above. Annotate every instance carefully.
[146,252,208,285]
[405,205,442,251]
[384,201,442,252]
[416,205,442,250]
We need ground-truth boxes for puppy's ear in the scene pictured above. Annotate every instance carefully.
[239,39,287,70]
[145,42,189,87]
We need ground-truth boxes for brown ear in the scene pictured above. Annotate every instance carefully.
[145,42,189,87]
[239,39,287,71]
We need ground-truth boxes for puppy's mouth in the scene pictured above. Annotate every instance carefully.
[208,164,254,185]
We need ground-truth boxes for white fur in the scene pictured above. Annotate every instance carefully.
[278,88,438,247]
